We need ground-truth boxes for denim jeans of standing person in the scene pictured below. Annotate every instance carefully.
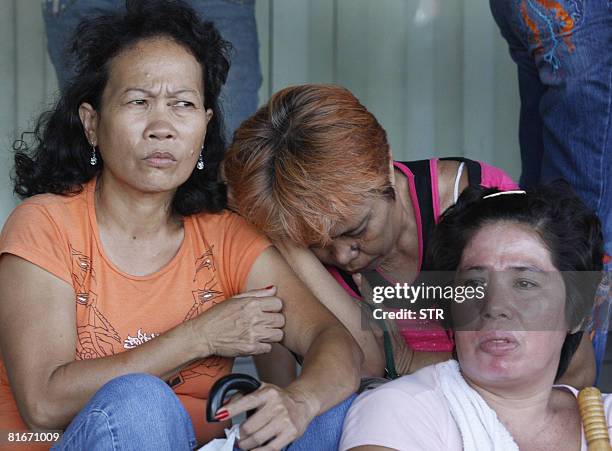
[42,0,262,139]
[490,0,612,380]
[51,373,356,450]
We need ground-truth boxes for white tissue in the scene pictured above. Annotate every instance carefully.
[198,424,240,451]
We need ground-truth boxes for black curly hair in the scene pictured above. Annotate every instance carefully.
[424,180,604,381]
[13,0,230,216]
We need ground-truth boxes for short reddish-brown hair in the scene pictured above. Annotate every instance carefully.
[223,84,392,246]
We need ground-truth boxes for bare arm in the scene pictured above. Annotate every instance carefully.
[247,247,362,417]
[0,255,201,429]
[274,240,384,377]
[0,254,284,430]
[276,242,454,377]
[253,344,297,387]
[224,247,363,449]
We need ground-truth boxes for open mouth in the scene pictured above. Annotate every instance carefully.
[478,333,519,355]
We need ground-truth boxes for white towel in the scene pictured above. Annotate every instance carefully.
[437,360,519,451]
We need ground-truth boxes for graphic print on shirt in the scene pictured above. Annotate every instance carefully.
[185,245,223,321]
[71,244,95,292]
[123,328,160,349]
[194,247,216,278]
[169,245,226,389]
[185,282,224,322]
[167,356,226,389]
[71,245,121,359]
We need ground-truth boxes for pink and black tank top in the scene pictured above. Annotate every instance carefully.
[328,157,517,371]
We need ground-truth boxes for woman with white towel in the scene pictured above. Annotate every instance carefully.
[340,182,611,451]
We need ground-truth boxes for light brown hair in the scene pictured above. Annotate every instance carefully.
[224,84,393,246]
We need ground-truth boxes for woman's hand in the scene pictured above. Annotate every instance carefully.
[194,286,286,358]
[219,382,318,450]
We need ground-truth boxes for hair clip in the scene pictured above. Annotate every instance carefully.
[482,190,526,199]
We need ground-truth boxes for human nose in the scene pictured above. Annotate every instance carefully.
[481,278,513,321]
[331,240,359,267]
[144,108,177,141]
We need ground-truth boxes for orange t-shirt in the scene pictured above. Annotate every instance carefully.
[0,179,271,447]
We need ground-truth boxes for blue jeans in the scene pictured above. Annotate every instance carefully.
[286,394,357,451]
[52,373,355,450]
[42,0,262,138]
[490,0,612,377]
[51,373,197,450]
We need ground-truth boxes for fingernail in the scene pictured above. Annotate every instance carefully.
[264,285,274,289]
[214,410,229,421]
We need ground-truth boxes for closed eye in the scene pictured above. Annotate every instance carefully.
[344,216,370,238]
[346,225,367,238]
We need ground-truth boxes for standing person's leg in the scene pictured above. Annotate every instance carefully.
[51,373,197,451]
[528,0,612,375]
[490,0,546,190]
[42,0,123,90]
[593,268,612,382]
[491,0,612,376]
[188,0,262,139]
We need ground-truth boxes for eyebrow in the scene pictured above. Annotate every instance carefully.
[459,265,544,272]
[510,265,544,273]
[122,88,201,96]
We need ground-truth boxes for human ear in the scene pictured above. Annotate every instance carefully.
[79,103,99,146]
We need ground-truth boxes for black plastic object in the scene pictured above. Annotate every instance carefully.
[206,373,262,422]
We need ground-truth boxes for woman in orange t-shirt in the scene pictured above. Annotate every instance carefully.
[0,1,361,450]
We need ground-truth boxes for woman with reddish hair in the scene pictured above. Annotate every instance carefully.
[223,84,595,386]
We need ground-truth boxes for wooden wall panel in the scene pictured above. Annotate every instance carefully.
[255,0,271,104]
[16,0,47,132]
[433,0,464,158]
[0,0,17,225]
[337,0,415,160]
[401,0,436,160]
[463,0,497,163]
